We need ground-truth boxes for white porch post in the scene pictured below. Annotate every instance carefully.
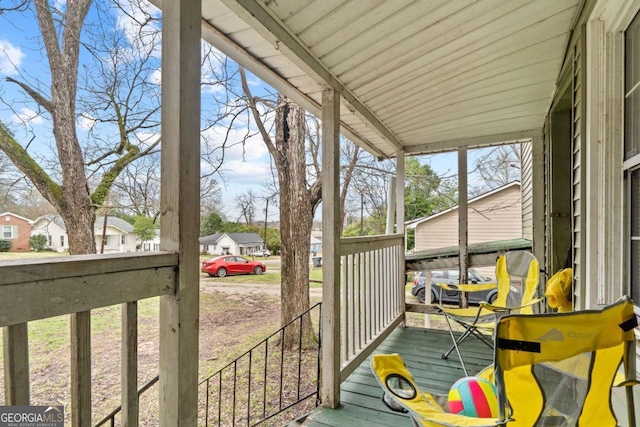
[321,87,341,408]
[159,0,201,424]
[396,152,406,318]
[458,149,469,307]
[531,135,546,294]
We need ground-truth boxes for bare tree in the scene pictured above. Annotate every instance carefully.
[470,143,522,196]
[0,0,162,254]
[240,68,320,347]
[235,190,257,225]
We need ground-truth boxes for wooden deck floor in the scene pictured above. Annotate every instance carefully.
[300,326,640,427]
[301,327,493,427]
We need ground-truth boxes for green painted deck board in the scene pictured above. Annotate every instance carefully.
[301,327,493,426]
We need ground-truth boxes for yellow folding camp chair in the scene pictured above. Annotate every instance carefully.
[371,296,638,426]
[438,251,541,375]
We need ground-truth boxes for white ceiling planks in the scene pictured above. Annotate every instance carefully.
[180,0,582,157]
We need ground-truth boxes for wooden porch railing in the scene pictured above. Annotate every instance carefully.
[338,234,405,381]
[0,252,178,426]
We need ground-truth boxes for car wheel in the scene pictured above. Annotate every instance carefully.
[254,266,263,275]
[217,268,227,278]
[417,288,426,303]
[487,292,498,304]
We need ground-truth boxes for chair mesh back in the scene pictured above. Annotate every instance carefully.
[495,251,539,311]
[533,354,592,426]
[495,298,637,427]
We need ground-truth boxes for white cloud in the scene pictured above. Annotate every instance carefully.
[11,107,43,125]
[77,114,96,131]
[116,0,162,56]
[150,67,161,85]
[0,40,25,76]
[53,0,67,11]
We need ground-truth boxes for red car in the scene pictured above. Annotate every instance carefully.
[201,255,266,278]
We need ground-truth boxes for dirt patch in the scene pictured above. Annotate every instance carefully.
[201,281,323,298]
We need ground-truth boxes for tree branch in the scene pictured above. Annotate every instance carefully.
[5,77,53,113]
[0,122,63,210]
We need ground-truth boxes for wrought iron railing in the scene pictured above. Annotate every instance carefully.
[94,376,159,427]
[94,302,322,427]
[199,302,322,426]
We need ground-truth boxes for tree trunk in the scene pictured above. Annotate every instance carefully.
[275,97,315,349]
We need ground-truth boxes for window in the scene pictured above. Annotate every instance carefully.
[625,11,640,302]
[60,235,64,247]
[48,235,52,246]
[121,235,126,245]
[2,225,14,239]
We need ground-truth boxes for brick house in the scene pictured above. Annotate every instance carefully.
[0,212,33,252]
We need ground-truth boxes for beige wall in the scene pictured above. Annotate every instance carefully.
[414,184,522,251]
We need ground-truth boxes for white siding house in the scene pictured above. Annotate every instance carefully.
[409,182,523,251]
[199,232,265,256]
[31,214,69,252]
[32,215,137,253]
[94,217,137,253]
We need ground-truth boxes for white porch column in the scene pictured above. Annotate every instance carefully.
[320,87,341,408]
[531,135,546,295]
[159,0,201,424]
[396,152,406,318]
[458,149,469,307]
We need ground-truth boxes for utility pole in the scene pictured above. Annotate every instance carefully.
[263,198,269,249]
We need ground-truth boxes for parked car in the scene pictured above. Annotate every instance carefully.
[249,249,271,257]
[411,268,498,305]
[201,255,266,277]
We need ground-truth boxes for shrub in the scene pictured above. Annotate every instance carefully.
[30,234,48,252]
[0,240,11,252]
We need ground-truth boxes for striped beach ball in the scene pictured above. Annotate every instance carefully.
[448,376,498,418]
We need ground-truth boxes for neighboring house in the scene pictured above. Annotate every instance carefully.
[310,235,322,254]
[0,212,33,252]
[32,215,137,253]
[31,214,68,252]
[199,232,264,256]
[408,182,523,251]
[141,229,161,252]
[94,216,137,253]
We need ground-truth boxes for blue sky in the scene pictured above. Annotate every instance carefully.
[0,1,504,222]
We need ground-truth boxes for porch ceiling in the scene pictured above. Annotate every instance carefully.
[189,0,581,157]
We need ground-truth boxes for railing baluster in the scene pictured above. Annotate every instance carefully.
[3,323,30,405]
[122,301,138,427]
[263,340,268,418]
[297,315,303,400]
[279,328,285,410]
[233,361,237,424]
[217,371,222,427]
[205,378,210,427]
[247,350,252,426]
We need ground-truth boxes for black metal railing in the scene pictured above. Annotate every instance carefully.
[94,302,321,427]
[199,302,322,427]
[94,375,159,427]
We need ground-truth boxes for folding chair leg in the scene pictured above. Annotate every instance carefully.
[442,314,469,376]
[627,386,636,427]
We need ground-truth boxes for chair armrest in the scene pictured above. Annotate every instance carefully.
[480,297,545,313]
[434,282,498,292]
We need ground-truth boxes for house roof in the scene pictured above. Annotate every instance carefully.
[95,216,135,234]
[406,181,521,229]
[154,0,583,158]
[199,232,264,245]
[0,212,33,224]
[33,214,66,231]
